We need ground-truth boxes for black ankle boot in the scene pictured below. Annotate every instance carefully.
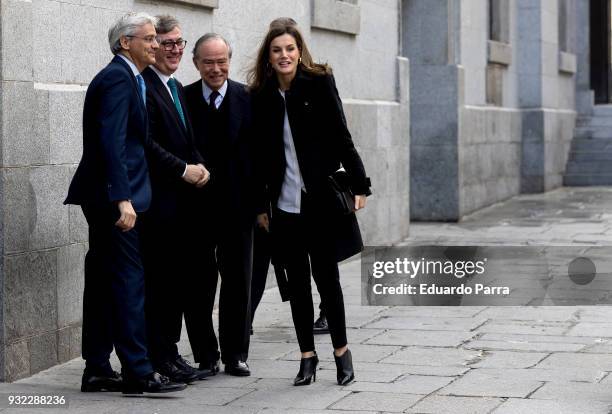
[334,349,355,385]
[294,353,318,386]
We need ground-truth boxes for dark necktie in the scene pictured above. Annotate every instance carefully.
[209,90,219,110]
[136,74,146,105]
[167,78,186,128]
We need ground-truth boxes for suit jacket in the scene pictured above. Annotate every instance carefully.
[65,55,151,212]
[184,78,260,228]
[141,67,204,221]
[252,69,371,262]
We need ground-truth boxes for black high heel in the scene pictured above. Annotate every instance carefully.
[334,348,355,385]
[294,353,318,386]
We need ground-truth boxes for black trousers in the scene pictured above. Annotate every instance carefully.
[250,224,272,324]
[185,222,254,365]
[140,210,190,366]
[273,206,348,352]
[81,205,153,377]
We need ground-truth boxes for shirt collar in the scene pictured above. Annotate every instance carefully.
[117,53,141,77]
[202,80,228,102]
[150,65,174,85]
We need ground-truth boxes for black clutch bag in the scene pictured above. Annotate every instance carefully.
[328,170,355,215]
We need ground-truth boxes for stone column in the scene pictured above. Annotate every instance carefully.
[404,0,463,221]
[1,0,87,381]
[575,0,593,116]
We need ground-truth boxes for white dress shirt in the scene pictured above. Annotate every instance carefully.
[202,80,228,108]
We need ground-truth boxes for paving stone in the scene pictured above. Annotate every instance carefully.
[346,374,453,394]
[473,366,605,383]
[475,321,571,335]
[407,395,504,414]
[331,391,422,412]
[313,328,386,345]
[531,382,612,402]
[365,329,477,347]
[467,350,549,369]
[227,383,350,409]
[535,352,612,370]
[318,361,469,377]
[248,341,299,360]
[377,306,486,318]
[364,316,487,331]
[492,398,612,414]
[379,347,482,367]
[476,306,578,321]
[438,370,543,398]
[478,332,601,345]
[281,343,401,363]
[464,339,584,352]
[566,322,612,337]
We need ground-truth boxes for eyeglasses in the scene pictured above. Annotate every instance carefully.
[159,39,187,52]
[126,35,158,44]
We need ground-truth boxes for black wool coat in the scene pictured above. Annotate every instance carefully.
[252,69,372,263]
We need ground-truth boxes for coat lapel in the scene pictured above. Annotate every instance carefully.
[225,80,243,147]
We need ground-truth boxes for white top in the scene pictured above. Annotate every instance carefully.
[277,89,306,214]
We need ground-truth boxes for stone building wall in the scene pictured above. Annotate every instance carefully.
[0,0,409,380]
[408,0,577,220]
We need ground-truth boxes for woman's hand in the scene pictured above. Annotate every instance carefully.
[354,195,367,211]
[257,213,270,232]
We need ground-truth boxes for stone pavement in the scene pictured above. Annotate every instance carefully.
[3,187,612,413]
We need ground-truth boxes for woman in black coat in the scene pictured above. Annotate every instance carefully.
[249,20,371,386]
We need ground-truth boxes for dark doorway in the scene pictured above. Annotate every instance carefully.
[591,0,612,103]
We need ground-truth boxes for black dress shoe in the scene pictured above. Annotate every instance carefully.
[294,353,318,386]
[198,360,220,376]
[225,360,251,376]
[174,356,211,380]
[155,360,198,384]
[334,349,355,385]
[81,370,122,392]
[122,372,187,394]
[313,315,329,334]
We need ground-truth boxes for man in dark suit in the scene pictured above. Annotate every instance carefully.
[140,15,211,383]
[64,12,185,394]
[184,33,259,376]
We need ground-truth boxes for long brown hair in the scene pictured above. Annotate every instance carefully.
[248,19,331,93]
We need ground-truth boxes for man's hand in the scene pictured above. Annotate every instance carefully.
[115,200,137,231]
[354,195,367,211]
[256,213,269,232]
[195,163,210,188]
[183,164,206,185]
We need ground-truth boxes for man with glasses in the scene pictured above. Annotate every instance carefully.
[139,15,211,384]
[184,33,259,376]
[65,12,185,394]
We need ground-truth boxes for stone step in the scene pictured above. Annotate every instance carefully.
[569,138,612,151]
[577,117,612,127]
[564,174,612,186]
[593,104,612,117]
[568,151,612,161]
[574,126,612,139]
[565,160,612,174]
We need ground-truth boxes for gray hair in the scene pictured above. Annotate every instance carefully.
[108,12,158,55]
[192,33,233,60]
[155,14,180,35]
